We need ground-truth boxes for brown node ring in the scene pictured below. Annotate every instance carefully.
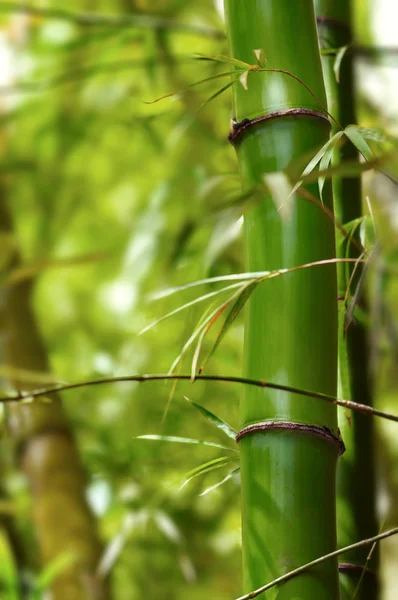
[228,108,330,144]
[236,420,345,455]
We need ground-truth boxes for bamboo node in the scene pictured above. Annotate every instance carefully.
[236,420,345,455]
[228,108,330,144]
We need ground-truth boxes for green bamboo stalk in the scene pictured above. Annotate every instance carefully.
[223,1,340,597]
[315,2,379,598]
[0,191,108,600]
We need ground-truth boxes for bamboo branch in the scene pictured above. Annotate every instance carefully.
[235,528,398,600]
[1,373,397,423]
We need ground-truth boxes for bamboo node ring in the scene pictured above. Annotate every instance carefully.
[228,108,331,144]
[236,420,345,455]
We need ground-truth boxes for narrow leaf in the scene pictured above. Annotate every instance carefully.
[239,71,249,90]
[199,81,234,110]
[318,131,344,200]
[200,468,240,497]
[345,126,374,161]
[139,282,243,334]
[200,280,259,372]
[180,457,238,490]
[135,435,238,452]
[334,45,350,83]
[184,396,237,439]
[253,49,267,68]
[144,71,239,104]
[194,53,251,70]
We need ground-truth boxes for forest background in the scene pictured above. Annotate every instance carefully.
[0,0,397,599]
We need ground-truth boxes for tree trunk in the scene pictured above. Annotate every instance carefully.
[0,190,108,600]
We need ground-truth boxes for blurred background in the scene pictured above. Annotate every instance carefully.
[0,1,396,598]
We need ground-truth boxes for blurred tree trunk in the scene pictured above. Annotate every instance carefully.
[0,191,108,599]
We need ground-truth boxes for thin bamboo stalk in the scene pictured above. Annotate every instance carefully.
[315,2,379,598]
[223,1,339,598]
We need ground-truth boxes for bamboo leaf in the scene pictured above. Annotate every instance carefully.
[344,126,374,161]
[135,435,238,452]
[140,282,244,335]
[200,280,259,373]
[194,53,251,70]
[144,71,240,104]
[179,456,238,490]
[184,396,237,439]
[253,49,267,68]
[199,81,235,110]
[199,467,240,497]
[318,131,344,200]
[191,291,238,379]
[334,45,349,83]
[239,71,249,90]
[344,253,371,335]
[292,130,344,194]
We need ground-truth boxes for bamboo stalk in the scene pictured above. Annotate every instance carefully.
[315,2,379,598]
[223,1,339,598]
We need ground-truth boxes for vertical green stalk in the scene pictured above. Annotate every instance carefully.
[0,192,108,600]
[224,1,340,598]
[315,2,379,598]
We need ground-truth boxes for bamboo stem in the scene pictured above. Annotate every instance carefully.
[315,2,379,598]
[222,1,341,596]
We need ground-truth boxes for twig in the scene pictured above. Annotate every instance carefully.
[1,373,397,423]
[236,528,398,600]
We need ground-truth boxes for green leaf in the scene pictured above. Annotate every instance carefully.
[318,131,344,200]
[184,397,237,439]
[200,280,259,373]
[344,126,374,161]
[199,81,235,110]
[191,291,238,379]
[199,467,240,497]
[180,456,238,490]
[135,435,238,452]
[144,71,240,104]
[253,49,267,68]
[194,53,251,70]
[140,282,243,335]
[292,131,344,194]
[334,45,349,83]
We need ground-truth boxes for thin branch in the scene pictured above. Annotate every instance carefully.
[0,3,224,39]
[1,373,397,423]
[236,528,398,600]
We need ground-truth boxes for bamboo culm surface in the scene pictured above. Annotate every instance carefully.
[224,0,339,598]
